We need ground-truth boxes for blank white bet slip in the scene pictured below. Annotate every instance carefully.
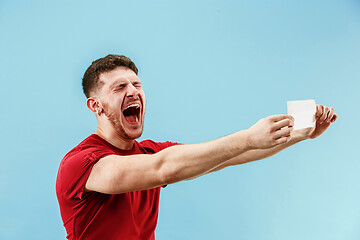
[287,99,316,130]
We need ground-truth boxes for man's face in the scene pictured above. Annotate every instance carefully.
[97,66,146,140]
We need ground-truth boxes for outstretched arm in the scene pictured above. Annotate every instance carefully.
[209,104,338,172]
[85,115,294,194]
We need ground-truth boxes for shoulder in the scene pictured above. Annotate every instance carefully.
[139,139,181,153]
[61,134,117,169]
[56,135,117,199]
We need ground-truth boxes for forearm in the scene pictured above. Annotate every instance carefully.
[158,130,251,184]
[212,130,307,171]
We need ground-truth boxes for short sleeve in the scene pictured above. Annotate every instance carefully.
[140,140,181,153]
[58,147,115,201]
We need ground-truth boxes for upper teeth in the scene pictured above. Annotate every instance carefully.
[125,103,140,110]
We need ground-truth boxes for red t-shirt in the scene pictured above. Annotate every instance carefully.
[56,134,178,240]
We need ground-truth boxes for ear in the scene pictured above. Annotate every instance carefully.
[86,97,102,115]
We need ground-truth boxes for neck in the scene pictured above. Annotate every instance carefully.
[94,125,135,150]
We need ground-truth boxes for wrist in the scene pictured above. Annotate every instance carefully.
[291,129,310,142]
[241,129,256,151]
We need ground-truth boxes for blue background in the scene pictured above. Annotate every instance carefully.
[1,0,359,239]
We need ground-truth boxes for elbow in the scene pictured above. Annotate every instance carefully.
[157,155,181,185]
[159,166,179,185]
[155,146,185,186]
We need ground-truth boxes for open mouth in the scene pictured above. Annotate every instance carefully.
[122,103,141,124]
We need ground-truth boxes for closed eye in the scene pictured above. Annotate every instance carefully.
[113,84,127,91]
[132,82,142,88]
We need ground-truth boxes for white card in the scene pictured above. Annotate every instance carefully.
[287,100,316,130]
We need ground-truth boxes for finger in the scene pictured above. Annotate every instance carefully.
[273,127,292,140]
[315,105,324,120]
[325,107,334,123]
[274,135,291,145]
[319,106,330,123]
[272,118,293,131]
[331,113,338,122]
[269,114,294,123]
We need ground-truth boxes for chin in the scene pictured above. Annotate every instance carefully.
[127,131,142,140]
[123,126,143,140]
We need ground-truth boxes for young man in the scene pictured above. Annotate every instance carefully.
[56,54,338,240]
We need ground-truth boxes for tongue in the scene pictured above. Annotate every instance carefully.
[125,115,137,123]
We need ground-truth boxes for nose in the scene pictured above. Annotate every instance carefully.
[125,83,139,98]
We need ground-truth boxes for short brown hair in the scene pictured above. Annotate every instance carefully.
[82,54,139,98]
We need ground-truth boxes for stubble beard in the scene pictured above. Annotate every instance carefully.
[102,102,143,140]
